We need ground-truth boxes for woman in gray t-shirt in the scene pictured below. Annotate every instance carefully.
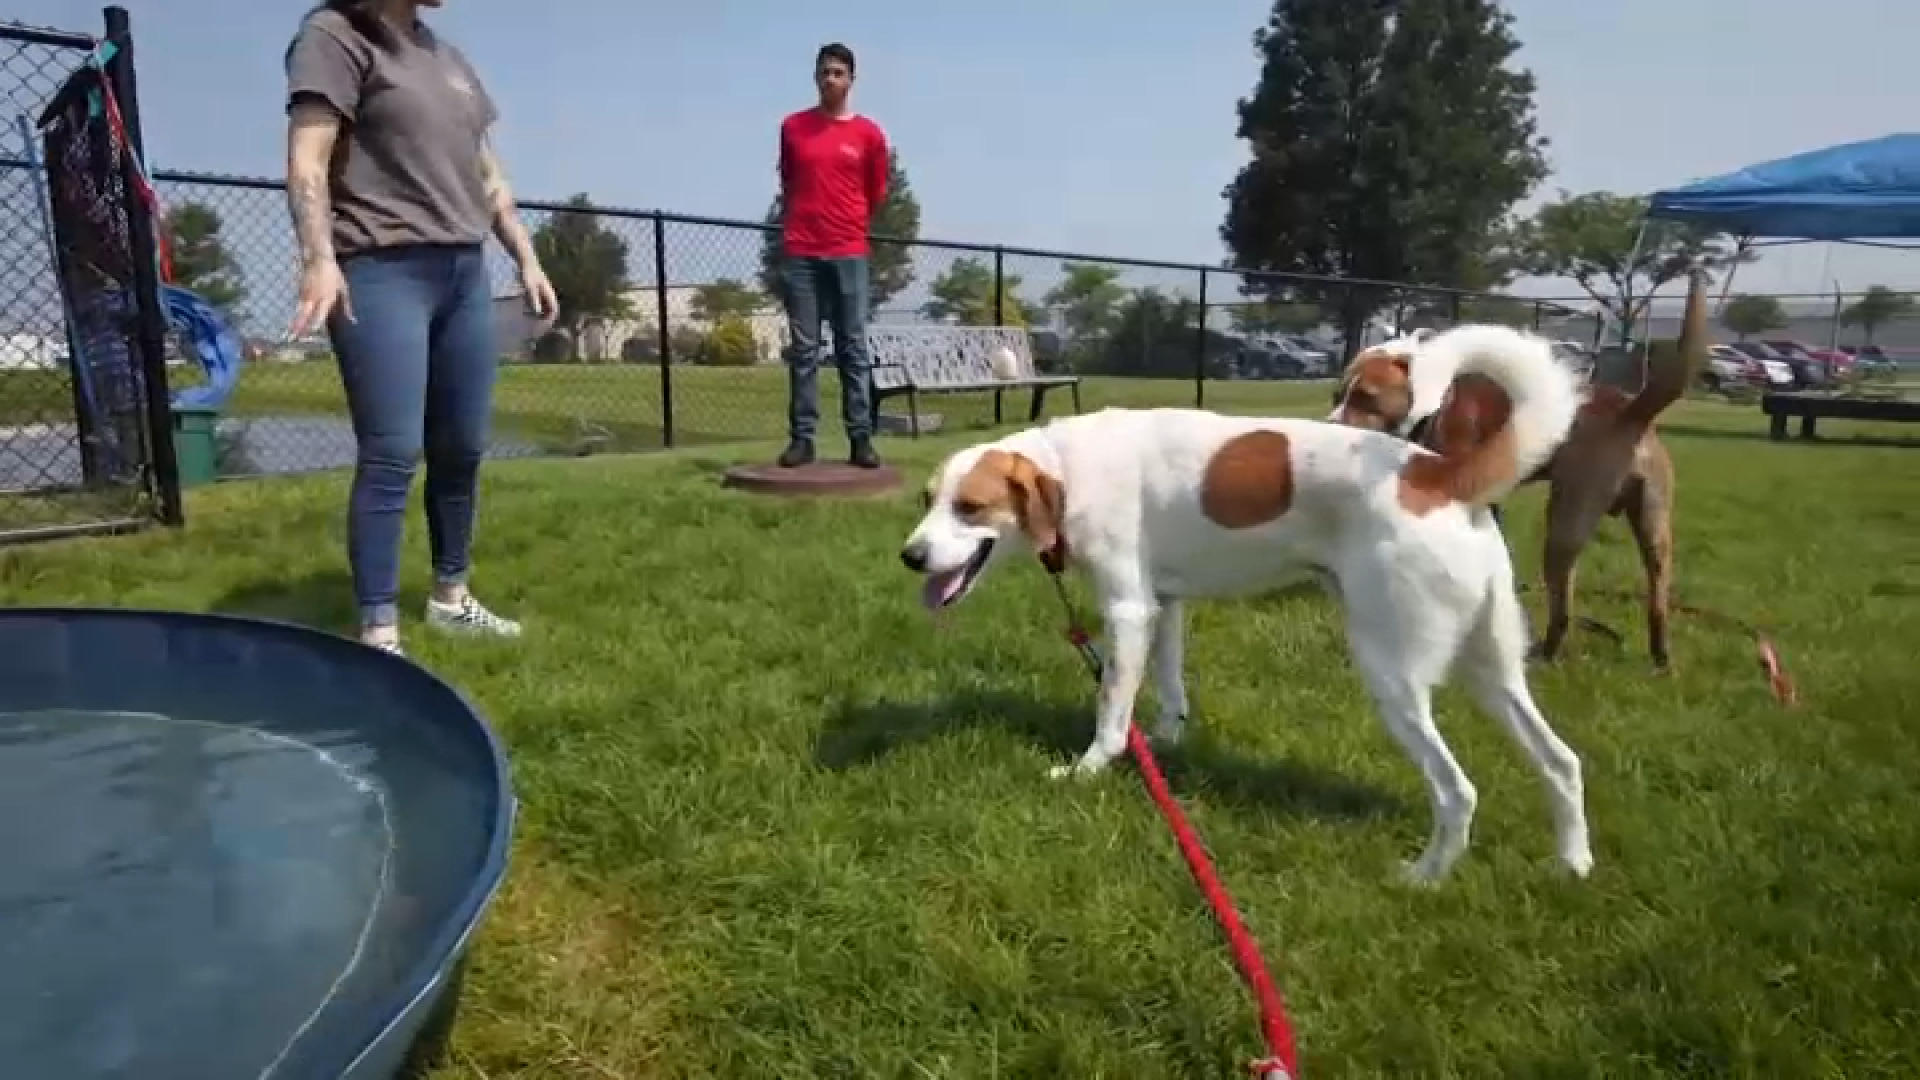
[283,0,557,656]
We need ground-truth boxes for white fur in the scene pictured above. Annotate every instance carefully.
[1334,324,1584,481]
[902,350,1592,884]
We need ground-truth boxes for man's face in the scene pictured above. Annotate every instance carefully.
[815,58,853,105]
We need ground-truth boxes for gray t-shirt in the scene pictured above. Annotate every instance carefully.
[284,11,499,259]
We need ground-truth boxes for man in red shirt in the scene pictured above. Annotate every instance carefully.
[774,42,890,469]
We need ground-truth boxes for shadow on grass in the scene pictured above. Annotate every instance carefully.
[1660,422,1920,449]
[818,688,1404,824]
[213,570,360,635]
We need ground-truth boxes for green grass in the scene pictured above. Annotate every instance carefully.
[3,396,1920,1077]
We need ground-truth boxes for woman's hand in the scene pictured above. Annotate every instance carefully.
[289,257,352,340]
[520,260,559,320]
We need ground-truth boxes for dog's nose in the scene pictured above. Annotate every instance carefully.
[900,545,928,572]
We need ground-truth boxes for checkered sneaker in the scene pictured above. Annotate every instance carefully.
[424,593,523,638]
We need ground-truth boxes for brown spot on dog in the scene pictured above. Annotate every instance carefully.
[1200,430,1295,528]
[1397,372,1518,515]
[952,449,1067,561]
[1332,349,1415,432]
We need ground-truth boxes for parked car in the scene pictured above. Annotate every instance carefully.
[1760,339,1841,388]
[1703,344,1761,391]
[1840,345,1902,377]
[1723,342,1798,388]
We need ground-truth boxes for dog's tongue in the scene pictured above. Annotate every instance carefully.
[921,569,965,612]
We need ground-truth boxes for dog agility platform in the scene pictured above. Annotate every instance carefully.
[721,461,904,497]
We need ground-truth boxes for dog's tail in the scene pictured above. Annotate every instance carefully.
[1618,268,1708,430]
[1397,324,1583,514]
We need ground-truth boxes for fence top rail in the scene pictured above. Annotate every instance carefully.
[0,159,1566,308]
[0,20,96,50]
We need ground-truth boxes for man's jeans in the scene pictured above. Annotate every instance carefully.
[327,243,499,628]
[780,255,873,442]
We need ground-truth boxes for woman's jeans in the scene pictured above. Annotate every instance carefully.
[327,243,499,628]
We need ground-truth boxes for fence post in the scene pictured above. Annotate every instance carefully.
[1193,268,1208,408]
[992,247,1005,327]
[103,5,182,526]
[652,212,674,448]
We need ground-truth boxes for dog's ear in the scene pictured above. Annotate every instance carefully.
[1006,454,1065,561]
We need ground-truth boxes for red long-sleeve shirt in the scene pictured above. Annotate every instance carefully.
[778,108,889,259]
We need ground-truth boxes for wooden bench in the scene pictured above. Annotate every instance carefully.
[865,324,1082,437]
[1761,391,1920,440]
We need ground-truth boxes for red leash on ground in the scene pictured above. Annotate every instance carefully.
[1052,575,1299,1080]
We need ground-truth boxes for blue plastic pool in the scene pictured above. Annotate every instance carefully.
[0,608,515,1080]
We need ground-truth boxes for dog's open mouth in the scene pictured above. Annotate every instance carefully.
[921,538,995,610]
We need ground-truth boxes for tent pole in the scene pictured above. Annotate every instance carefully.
[1713,235,1750,317]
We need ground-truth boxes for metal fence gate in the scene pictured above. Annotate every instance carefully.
[0,7,178,546]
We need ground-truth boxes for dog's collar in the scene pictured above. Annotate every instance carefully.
[1039,543,1069,576]
[1405,412,1435,447]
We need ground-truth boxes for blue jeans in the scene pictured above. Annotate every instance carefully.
[327,243,499,628]
[780,255,873,441]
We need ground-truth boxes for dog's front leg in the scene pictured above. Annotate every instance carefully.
[1050,599,1155,779]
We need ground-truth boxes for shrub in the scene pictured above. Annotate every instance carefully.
[699,314,763,366]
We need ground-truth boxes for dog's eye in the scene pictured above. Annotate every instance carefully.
[952,498,983,517]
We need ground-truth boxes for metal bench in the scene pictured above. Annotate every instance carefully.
[865,324,1082,437]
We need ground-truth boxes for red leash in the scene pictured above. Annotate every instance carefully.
[1053,577,1299,1080]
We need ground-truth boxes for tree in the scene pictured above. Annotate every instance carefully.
[1041,261,1127,342]
[531,193,633,333]
[1221,0,1550,347]
[1094,287,1201,378]
[165,200,246,323]
[1720,293,1785,340]
[1515,190,1740,334]
[922,256,1028,325]
[690,278,764,321]
[1840,285,1913,343]
[757,147,921,315]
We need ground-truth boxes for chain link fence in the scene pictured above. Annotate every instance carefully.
[4,115,1630,492]
[1,14,176,543]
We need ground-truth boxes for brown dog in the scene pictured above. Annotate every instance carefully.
[1332,272,1707,670]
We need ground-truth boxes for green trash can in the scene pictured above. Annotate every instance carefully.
[170,404,221,489]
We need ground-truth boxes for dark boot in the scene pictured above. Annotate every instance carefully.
[778,437,815,468]
[849,435,881,469]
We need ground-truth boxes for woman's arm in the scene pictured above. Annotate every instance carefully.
[478,136,538,269]
[286,101,341,269]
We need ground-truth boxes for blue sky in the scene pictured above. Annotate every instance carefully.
[5,0,1919,311]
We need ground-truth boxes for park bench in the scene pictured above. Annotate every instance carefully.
[1761,390,1920,440]
[865,324,1082,437]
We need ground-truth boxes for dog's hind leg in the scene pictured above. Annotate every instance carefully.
[1459,580,1593,878]
[1620,475,1674,671]
[1339,590,1478,884]
[1148,596,1189,745]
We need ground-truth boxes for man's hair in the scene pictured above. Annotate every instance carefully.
[815,42,856,73]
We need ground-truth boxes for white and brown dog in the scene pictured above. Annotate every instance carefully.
[899,331,1591,884]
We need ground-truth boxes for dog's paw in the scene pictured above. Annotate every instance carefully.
[1150,713,1188,745]
[1558,845,1596,879]
[1396,858,1447,889]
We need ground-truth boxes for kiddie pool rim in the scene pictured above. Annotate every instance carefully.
[0,606,518,1080]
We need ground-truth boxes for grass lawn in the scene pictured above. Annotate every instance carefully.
[3,394,1919,1076]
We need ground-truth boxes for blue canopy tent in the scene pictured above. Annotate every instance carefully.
[1645,132,1920,245]
[1599,133,1920,350]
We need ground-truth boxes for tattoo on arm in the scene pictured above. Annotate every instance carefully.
[288,173,335,267]
[285,104,340,267]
